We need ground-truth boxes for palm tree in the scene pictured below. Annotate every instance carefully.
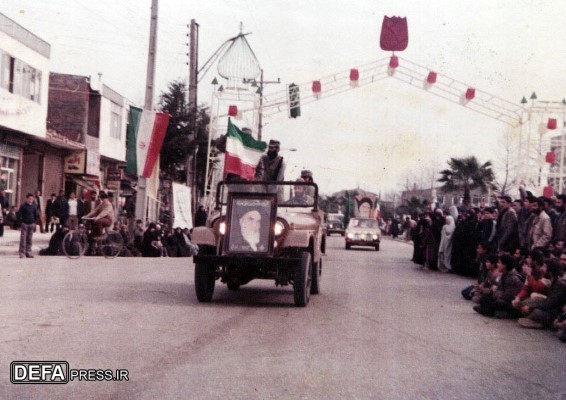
[437,156,496,208]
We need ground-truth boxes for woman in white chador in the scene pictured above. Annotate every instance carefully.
[438,215,455,273]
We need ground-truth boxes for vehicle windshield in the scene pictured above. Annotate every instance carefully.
[216,181,318,208]
[348,218,377,228]
[328,214,344,222]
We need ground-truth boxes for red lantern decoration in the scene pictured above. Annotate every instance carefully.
[543,186,554,198]
[228,105,238,117]
[426,71,437,84]
[349,68,359,81]
[465,88,475,100]
[546,151,556,163]
[548,118,557,130]
[312,80,322,93]
[389,55,399,69]
[380,16,408,51]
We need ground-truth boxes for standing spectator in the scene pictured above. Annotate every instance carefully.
[141,223,161,257]
[194,205,207,228]
[512,199,530,249]
[553,194,566,243]
[529,197,553,251]
[44,193,57,233]
[0,189,9,237]
[479,207,497,252]
[34,189,44,233]
[438,215,456,273]
[543,197,559,229]
[412,214,425,265]
[420,213,436,271]
[495,195,519,254]
[53,190,69,230]
[17,193,38,258]
[82,191,101,217]
[66,192,83,230]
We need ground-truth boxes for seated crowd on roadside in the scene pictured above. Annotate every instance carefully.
[408,188,566,343]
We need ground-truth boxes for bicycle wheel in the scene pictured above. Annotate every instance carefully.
[62,231,88,259]
[101,231,124,259]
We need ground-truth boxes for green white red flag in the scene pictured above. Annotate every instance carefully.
[126,107,170,178]
[224,119,266,180]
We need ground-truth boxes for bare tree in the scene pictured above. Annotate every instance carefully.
[494,127,520,195]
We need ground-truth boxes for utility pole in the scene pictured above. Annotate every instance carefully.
[257,69,280,140]
[187,19,199,213]
[135,0,158,223]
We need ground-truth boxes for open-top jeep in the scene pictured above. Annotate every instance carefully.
[191,180,325,307]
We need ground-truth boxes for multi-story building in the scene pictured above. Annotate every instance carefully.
[0,12,85,209]
[47,73,131,203]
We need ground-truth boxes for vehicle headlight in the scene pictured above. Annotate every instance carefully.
[372,234,378,240]
[274,220,285,236]
[347,232,354,239]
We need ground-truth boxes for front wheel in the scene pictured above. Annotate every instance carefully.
[294,252,312,307]
[101,231,124,258]
[375,242,380,251]
[195,247,216,302]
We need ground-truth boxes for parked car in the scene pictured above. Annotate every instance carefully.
[345,218,381,251]
[326,213,345,236]
[191,181,326,307]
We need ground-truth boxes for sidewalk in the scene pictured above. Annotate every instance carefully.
[0,227,51,256]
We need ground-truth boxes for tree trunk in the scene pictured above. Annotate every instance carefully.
[463,186,471,208]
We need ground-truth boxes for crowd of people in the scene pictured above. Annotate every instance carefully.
[0,188,201,259]
[404,188,566,343]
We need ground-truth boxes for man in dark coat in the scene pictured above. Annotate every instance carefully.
[17,193,38,258]
[53,190,69,230]
[44,193,57,233]
[495,195,519,254]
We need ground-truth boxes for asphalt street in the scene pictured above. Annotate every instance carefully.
[0,236,565,399]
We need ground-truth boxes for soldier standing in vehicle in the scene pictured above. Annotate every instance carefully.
[254,139,285,182]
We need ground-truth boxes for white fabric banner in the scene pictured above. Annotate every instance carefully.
[172,183,193,229]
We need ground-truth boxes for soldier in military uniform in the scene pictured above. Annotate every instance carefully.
[255,140,285,182]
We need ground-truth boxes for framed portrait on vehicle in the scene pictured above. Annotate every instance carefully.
[224,192,277,255]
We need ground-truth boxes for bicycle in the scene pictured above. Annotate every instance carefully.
[62,218,124,259]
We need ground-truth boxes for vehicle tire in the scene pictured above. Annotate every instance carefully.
[345,243,351,250]
[311,258,321,295]
[327,232,331,237]
[102,231,124,259]
[195,247,216,302]
[294,251,312,307]
[341,232,345,237]
[375,242,380,251]
[227,281,240,291]
[62,231,88,259]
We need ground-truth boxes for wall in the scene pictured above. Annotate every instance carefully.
[47,73,90,142]
[0,14,50,137]
[98,85,127,162]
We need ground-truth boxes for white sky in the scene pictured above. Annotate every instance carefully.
[4,0,566,195]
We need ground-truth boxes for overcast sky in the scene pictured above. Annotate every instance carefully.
[4,0,566,195]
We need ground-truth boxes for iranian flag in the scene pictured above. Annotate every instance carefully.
[224,119,266,180]
[126,106,170,178]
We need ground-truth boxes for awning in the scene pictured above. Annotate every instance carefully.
[71,176,100,192]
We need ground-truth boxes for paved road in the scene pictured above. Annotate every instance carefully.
[1,237,565,399]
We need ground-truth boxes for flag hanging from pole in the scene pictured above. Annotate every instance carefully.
[128,108,170,178]
[224,119,266,180]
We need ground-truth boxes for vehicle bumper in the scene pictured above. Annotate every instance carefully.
[193,255,301,267]
[345,239,380,247]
